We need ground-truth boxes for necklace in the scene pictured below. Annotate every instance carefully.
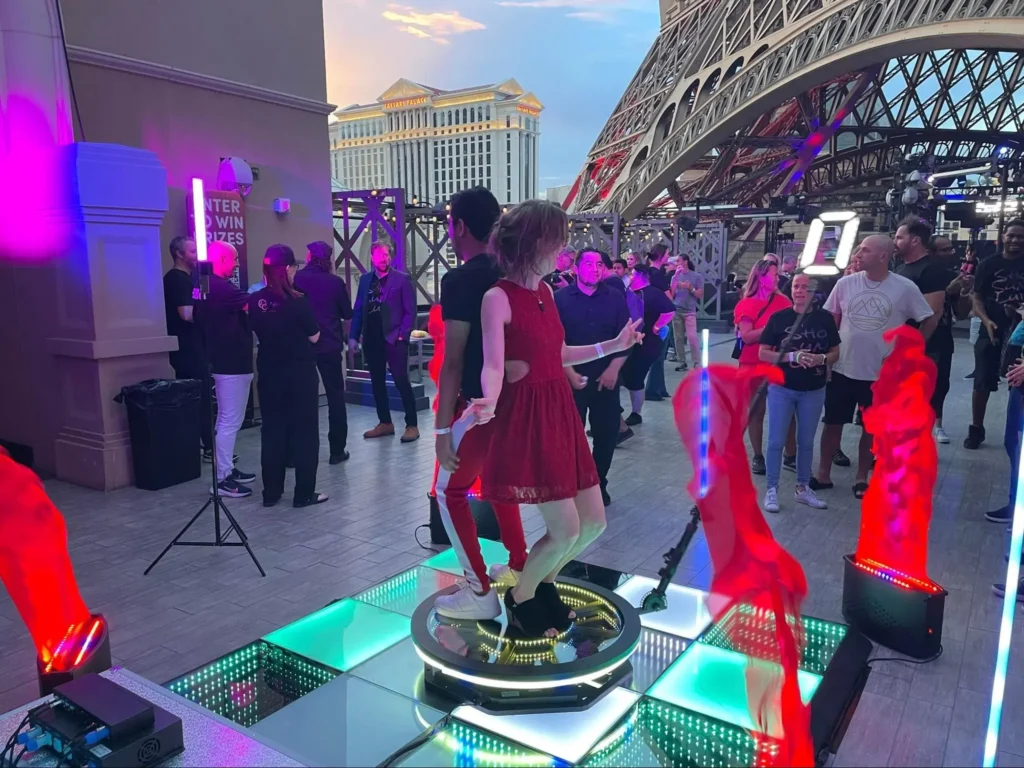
[863,274,884,289]
[529,285,546,311]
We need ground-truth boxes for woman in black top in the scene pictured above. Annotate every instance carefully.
[249,245,327,508]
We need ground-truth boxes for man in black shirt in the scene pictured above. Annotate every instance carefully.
[198,242,256,497]
[622,264,676,423]
[645,243,674,400]
[162,235,212,456]
[294,241,353,464]
[556,249,631,506]
[894,217,956,445]
[350,242,419,442]
[433,187,528,621]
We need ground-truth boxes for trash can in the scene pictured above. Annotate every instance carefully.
[114,379,202,490]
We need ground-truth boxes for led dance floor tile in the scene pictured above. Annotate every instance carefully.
[250,675,444,767]
[614,576,712,639]
[582,697,780,767]
[394,719,567,767]
[353,566,460,618]
[699,605,849,675]
[347,637,455,712]
[453,687,641,765]
[262,597,410,672]
[627,628,689,694]
[421,537,513,577]
[646,643,820,738]
[163,641,339,727]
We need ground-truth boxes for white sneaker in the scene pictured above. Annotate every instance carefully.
[435,584,501,620]
[763,487,780,513]
[795,486,828,509]
[934,426,950,444]
[488,563,520,586]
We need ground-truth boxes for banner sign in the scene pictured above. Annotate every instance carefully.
[187,189,249,289]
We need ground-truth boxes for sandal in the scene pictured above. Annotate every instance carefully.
[504,589,557,638]
[536,582,575,631]
[853,482,869,500]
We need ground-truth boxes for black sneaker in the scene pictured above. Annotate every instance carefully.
[329,451,350,465]
[601,488,612,506]
[751,455,766,475]
[964,425,985,450]
[832,449,851,467]
[214,479,252,498]
[986,507,1012,523]
[992,580,1024,602]
[615,428,635,446]
[676,362,689,372]
[230,468,257,484]
[625,413,643,427]
[783,455,797,472]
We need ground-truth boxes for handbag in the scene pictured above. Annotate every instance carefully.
[731,295,776,360]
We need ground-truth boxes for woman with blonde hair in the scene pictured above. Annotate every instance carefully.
[732,257,791,475]
[472,200,642,637]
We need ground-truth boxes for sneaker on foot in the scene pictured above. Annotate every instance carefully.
[795,486,828,509]
[488,563,520,586]
[783,455,797,472]
[435,585,501,620]
[763,487,780,513]
[675,362,689,372]
[992,580,1024,602]
[625,412,643,427]
[601,488,612,506]
[364,423,396,439]
[229,467,257,484]
[934,426,950,444]
[751,455,766,475]
[964,425,985,450]
[832,449,851,467]
[214,478,252,498]
[986,507,1012,523]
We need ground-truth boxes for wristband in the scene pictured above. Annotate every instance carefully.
[787,352,796,363]
[435,427,452,436]
[596,342,605,358]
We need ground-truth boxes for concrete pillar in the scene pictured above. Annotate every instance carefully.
[0,0,175,488]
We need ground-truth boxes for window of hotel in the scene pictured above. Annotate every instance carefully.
[432,113,437,128]
[460,108,466,124]
[485,105,491,121]
[470,107,475,123]
[506,116,511,128]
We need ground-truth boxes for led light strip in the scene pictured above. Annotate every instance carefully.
[699,329,709,498]
[72,618,103,668]
[983,441,1024,766]
[191,178,208,262]
[414,643,633,690]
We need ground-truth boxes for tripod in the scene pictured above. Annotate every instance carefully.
[145,262,265,577]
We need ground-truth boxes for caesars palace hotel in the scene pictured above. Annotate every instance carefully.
[329,78,542,206]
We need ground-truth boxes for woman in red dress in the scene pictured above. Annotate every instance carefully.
[471,200,642,637]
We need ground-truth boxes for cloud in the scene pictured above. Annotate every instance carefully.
[496,0,649,20]
[382,4,486,44]
[567,10,611,21]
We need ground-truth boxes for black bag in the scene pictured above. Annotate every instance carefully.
[731,295,777,360]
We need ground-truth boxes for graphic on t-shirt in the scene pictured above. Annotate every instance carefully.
[991,270,1024,315]
[846,290,893,331]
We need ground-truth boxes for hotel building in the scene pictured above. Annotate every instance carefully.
[329,78,543,205]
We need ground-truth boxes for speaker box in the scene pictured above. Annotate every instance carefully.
[427,493,500,545]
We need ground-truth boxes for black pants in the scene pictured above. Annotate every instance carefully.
[171,354,213,452]
[316,352,348,456]
[928,340,954,420]
[573,379,621,492]
[258,364,320,504]
[364,336,417,428]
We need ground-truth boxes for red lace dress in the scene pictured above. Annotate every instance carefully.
[480,280,600,504]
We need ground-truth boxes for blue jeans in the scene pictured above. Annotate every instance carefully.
[1006,386,1023,513]
[645,335,670,397]
[766,384,826,490]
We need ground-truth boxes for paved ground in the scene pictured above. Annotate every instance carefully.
[1,334,1023,766]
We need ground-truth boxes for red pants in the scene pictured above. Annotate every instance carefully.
[434,404,527,593]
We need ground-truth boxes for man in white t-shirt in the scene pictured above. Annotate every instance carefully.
[812,235,934,498]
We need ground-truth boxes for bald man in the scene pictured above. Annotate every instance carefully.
[200,240,257,497]
[813,235,934,499]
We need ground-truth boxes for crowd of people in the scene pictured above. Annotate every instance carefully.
[162,234,420,506]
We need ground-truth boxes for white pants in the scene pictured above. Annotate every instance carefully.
[212,373,252,482]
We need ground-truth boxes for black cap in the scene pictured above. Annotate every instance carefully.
[264,244,296,267]
[307,241,332,262]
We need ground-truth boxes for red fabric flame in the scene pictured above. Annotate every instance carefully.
[0,451,90,663]
[673,364,813,767]
[856,326,938,583]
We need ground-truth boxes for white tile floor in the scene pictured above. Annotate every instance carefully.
[1,333,1022,766]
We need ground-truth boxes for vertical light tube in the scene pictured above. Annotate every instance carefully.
[192,178,208,262]
[983,434,1024,766]
[699,329,709,499]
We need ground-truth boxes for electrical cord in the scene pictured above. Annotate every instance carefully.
[377,714,452,767]
[867,645,943,665]
[414,523,439,553]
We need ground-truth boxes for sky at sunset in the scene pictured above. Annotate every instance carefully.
[322,0,661,190]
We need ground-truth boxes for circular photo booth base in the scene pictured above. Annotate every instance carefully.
[411,577,642,714]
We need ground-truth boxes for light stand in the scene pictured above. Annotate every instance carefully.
[145,178,265,577]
